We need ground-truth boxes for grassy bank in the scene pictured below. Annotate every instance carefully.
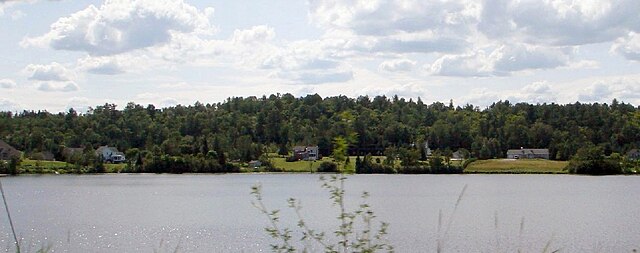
[268,156,356,173]
[18,159,126,174]
[464,159,569,174]
[16,158,569,175]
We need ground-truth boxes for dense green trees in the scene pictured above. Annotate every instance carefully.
[1,95,639,173]
[567,145,623,175]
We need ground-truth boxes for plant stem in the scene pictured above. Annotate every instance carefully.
[0,179,20,253]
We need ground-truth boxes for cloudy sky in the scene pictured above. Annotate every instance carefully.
[1,0,639,112]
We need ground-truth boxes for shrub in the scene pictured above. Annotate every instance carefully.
[462,158,477,169]
[568,145,623,175]
[285,156,298,162]
[317,161,338,172]
[399,165,429,174]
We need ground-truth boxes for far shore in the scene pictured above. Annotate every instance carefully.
[11,157,637,175]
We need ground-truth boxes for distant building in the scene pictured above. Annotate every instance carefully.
[627,149,640,161]
[96,146,126,163]
[452,150,465,160]
[30,151,55,161]
[0,140,20,160]
[507,148,550,159]
[424,141,433,156]
[248,160,262,168]
[293,146,319,161]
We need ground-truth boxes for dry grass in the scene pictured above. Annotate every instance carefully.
[464,159,569,174]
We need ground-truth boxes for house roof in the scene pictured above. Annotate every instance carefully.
[507,148,550,155]
[96,146,120,153]
[293,146,318,152]
[627,149,640,155]
[63,147,85,154]
[0,140,21,159]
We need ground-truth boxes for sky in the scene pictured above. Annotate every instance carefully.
[1,0,639,113]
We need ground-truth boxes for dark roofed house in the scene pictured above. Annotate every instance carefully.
[507,148,550,160]
[627,149,640,161]
[293,146,319,161]
[0,140,21,160]
[30,151,55,161]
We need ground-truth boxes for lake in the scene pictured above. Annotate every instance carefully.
[0,174,638,252]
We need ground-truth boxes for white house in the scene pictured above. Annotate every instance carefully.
[424,141,433,156]
[96,146,126,163]
[507,148,550,159]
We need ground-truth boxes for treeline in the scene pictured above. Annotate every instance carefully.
[1,94,639,166]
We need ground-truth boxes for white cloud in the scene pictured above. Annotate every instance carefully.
[511,81,557,104]
[36,81,79,92]
[428,51,493,77]
[0,98,21,112]
[307,0,639,77]
[491,44,572,73]
[232,25,275,44]
[574,77,640,103]
[309,0,479,36]
[204,7,215,19]
[134,92,179,107]
[159,81,190,89]
[9,9,24,20]
[24,62,75,81]
[260,40,353,84]
[460,81,557,106]
[461,88,501,107]
[578,82,612,102]
[77,56,125,75]
[160,98,179,107]
[66,97,90,113]
[478,0,640,46]
[360,81,427,98]
[22,0,215,55]
[379,58,416,72]
[308,1,478,54]
[428,44,573,77]
[612,32,640,61]
[0,78,16,89]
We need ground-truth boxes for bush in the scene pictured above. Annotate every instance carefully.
[398,165,430,174]
[567,159,622,175]
[317,161,338,172]
[285,156,298,162]
[356,154,396,174]
[568,145,623,175]
[462,158,478,169]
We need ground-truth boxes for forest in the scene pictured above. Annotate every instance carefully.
[1,94,639,173]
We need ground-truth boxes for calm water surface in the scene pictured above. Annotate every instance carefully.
[0,174,638,252]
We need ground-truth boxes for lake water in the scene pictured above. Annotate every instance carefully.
[0,174,638,252]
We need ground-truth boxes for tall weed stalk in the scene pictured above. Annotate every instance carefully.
[251,175,393,253]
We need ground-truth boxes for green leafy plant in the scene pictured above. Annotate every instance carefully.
[251,175,394,253]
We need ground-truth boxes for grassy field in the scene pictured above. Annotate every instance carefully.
[268,156,357,173]
[18,159,127,174]
[19,159,71,173]
[464,159,569,174]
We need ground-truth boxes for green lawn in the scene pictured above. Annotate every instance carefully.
[19,159,127,174]
[105,163,126,173]
[265,156,363,173]
[464,159,569,174]
[19,159,72,173]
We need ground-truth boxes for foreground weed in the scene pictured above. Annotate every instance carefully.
[251,175,393,253]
